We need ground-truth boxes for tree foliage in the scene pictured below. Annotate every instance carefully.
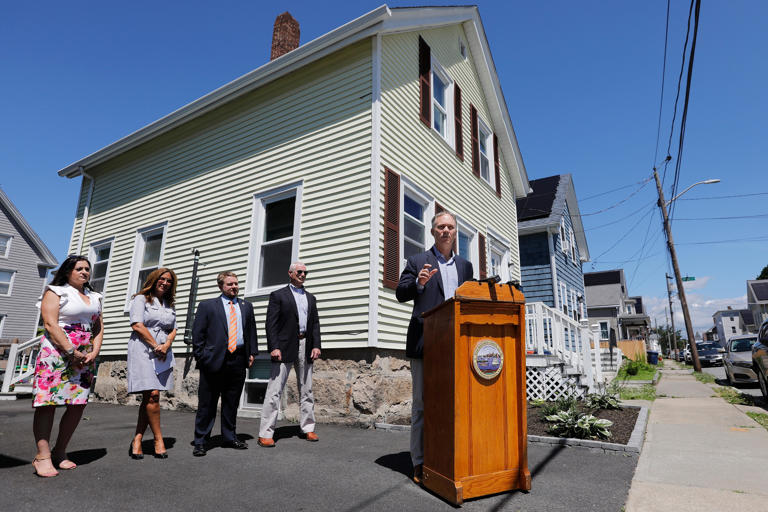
[758,265,768,280]
[653,325,684,353]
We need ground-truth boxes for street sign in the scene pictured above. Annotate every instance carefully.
[682,276,695,282]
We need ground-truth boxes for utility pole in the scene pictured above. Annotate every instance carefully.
[654,169,701,371]
[666,274,679,361]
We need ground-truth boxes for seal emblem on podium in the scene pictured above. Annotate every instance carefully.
[472,339,504,380]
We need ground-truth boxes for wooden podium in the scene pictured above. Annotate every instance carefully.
[421,280,531,505]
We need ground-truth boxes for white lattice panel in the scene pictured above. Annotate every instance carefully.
[526,366,586,401]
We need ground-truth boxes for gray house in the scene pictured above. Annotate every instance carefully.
[516,174,589,321]
[747,280,768,328]
[712,307,752,347]
[0,188,58,340]
[584,269,650,343]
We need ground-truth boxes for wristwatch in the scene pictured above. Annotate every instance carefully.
[65,347,76,358]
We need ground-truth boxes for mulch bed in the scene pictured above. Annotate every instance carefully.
[527,404,640,445]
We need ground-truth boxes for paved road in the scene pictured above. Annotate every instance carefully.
[0,401,638,512]
[700,365,764,400]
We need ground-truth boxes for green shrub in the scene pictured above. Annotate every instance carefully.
[545,409,613,439]
[626,361,640,376]
[585,388,621,411]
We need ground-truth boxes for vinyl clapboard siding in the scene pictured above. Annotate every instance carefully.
[555,202,586,300]
[69,40,373,355]
[376,26,521,349]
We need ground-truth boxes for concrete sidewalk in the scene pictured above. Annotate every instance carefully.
[625,362,768,511]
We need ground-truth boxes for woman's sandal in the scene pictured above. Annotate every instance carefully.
[32,456,59,478]
[52,449,77,470]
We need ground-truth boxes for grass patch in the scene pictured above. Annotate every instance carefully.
[747,412,768,431]
[693,371,716,384]
[619,384,656,401]
[713,387,755,405]
[617,366,657,381]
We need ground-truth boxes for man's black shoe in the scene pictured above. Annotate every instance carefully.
[221,439,248,450]
[192,444,207,457]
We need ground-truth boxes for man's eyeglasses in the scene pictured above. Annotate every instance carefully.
[294,270,309,276]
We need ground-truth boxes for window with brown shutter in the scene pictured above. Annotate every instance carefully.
[434,202,445,214]
[493,133,501,197]
[478,232,487,279]
[454,85,463,160]
[383,167,401,289]
[419,36,431,128]
[470,105,479,177]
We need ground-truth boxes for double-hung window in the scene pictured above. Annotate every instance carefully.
[129,223,167,297]
[247,183,302,293]
[599,321,610,340]
[88,239,113,294]
[0,234,11,258]
[431,60,453,146]
[403,189,429,260]
[457,222,477,278]
[478,119,492,185]
[0,270,14,295]
[487,232,510,282]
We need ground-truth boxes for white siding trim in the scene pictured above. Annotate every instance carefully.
[88,236,115,296]
[368,34,382,347]
[400,176,435,274]
[548,230,558,309]
[245,181,303,298]
[0,269,17,297]
[0,314,5,337]
[75,173,95,255]
[485,226,511,282]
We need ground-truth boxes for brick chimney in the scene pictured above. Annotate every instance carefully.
[270,12,300,60]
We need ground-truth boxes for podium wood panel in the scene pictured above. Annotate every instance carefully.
[422,281,530,505]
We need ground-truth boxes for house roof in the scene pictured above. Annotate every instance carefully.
[56,4,530,198]
[516,173,589,261]
[741,309,755,326]
[748,280,768,303]
[584,270,623,287]
[0,187,58,267]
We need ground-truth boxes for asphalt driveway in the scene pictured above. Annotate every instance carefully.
[0,401,637,511]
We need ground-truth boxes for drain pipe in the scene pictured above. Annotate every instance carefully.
[74,167,95,256]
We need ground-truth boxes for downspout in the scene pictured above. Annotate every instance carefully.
[75,167,95,256]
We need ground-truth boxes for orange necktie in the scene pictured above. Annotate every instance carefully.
[227,301,237,353]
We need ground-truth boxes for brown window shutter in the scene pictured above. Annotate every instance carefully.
[383,167,401,289]
[470,105,479,177]
[478,232,487,279]
[434,202,445,214]
[493,133,501,197]
[418,36,431,128]
[454,85,463,160]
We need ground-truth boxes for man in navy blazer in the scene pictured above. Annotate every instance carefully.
[257,261,321,447]
[396,210,473,483]
[191,271,258,456]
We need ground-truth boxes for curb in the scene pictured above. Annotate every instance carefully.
[376,406,651,455]
[528,405,648,454]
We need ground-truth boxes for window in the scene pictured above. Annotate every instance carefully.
[600,321,609,340]
[569,226,577,263]
[731,326,737,334]
[560,218,568,255]
[0,314,5,336]
[431,60,454,146]
[626,304,634,315]
[487,233,510,282]
[457,222,477,277]
[0,235,10,258]
[129,223,167,297]
[247,183,302,294]
[478,119,492,185]
[403,189,429,260]
[88,239,113,294]
[559,282,568,315]
[0,269,15,295]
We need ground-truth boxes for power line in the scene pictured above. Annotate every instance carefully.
[652,0,672,168]
[590,208,654,263]
[677,236,768,246]
[674,213,768,221]
[579,202,656,233]
[579,177,653,216]
[677,191,768,201]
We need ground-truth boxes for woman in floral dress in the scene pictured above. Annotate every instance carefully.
[32,255,103,477]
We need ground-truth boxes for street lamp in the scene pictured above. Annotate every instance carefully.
[653,171,719,372]
[665,179,720,207]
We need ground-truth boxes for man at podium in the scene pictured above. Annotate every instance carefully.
[395,210,473,484]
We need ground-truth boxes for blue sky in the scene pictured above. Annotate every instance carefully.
[1,1,765,333]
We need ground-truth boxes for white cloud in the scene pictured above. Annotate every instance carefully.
[644,293,747,338]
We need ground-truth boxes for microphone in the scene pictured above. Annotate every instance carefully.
[476,275,501,284]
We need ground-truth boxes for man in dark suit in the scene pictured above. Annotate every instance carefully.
[191,271,258,456]
[257,261,322,447]
[396,211,473,484]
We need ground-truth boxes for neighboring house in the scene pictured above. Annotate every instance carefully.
[747,280,768,327]
[0,188,58,340]
[713,307,750,347]
[54,6,530,422]
[703,326,718,342]
[516,174,589,321]
[584,269,650,343]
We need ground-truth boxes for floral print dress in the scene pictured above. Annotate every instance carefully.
[33,284,102,407]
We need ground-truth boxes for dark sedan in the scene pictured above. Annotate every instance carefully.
[695,342,724,367]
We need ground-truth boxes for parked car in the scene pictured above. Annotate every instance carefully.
[723,334,757,385]
[752,319,768,399]
[694,342,724,367]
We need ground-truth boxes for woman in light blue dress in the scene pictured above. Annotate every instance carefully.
[127,268,177,459]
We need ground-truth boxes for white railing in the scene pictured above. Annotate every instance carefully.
[1,336,42,393]
[525,302,603,391]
